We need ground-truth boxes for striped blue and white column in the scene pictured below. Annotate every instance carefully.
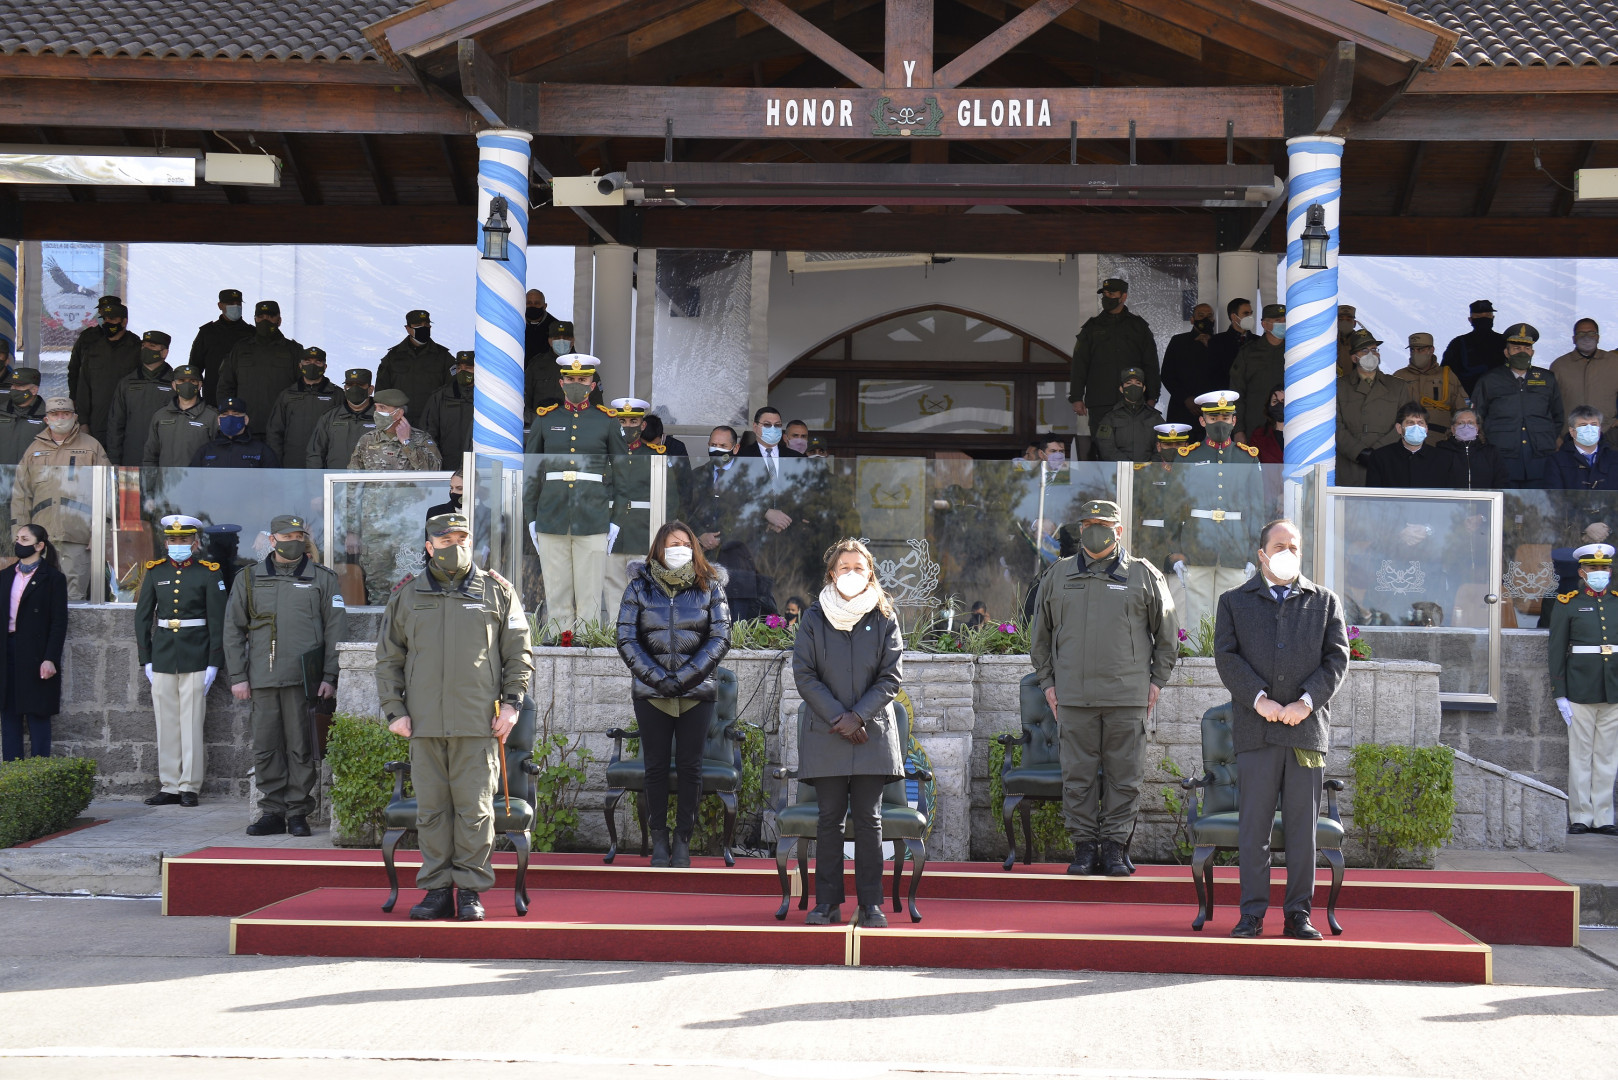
[1282,135,1344,484]
[472,128,533,465]
[0,239,17,361]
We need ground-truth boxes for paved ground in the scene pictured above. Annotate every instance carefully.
[5,895,1618,1080]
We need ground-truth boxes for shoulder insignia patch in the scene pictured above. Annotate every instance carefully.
[1177,443,1201,457]
[1236,442,1261,457]
[199,559,220,571]
[486,568,515,591]
[1559,590,1579,603]
[144,558,165,569]
[534,404,559,416]
[392,573,416,593]
[648,442,666,454]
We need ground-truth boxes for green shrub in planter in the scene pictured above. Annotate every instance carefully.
[327,714,410,848]
[1350,743,1455,868]
[0,756,97,849]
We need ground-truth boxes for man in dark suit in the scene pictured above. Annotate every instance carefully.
[1365,403,1453,489]
[736,405,804,462]
[1213,518,1350,941]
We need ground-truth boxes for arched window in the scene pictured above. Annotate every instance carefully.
[770,306,1071,457]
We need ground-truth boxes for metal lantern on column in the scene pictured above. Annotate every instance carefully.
[1300,203,1329,270]
[481,196,511,261]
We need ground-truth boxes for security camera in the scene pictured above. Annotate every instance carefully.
[597,171,628,195]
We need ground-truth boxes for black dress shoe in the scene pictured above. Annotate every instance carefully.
[1230,915,1264,938]
[144,791,181,806]
[1570,822,1593,834]
[805,904,841,925]
[670,833,691,869]
[245,814,285,836]
[1098,840,1131,877]
[178,792,199,807]
[409,887,455,920]
[1597,824,1618,837]
[456,889,485,922]
[649,829,671,868]
[1283,912,1323,940]
[1067,841,1098,876]
[286,815,312,837]
[857,905,888,928]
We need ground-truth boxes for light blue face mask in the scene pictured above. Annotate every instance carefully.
[1576,424,1601,447]
[1404,424,1428,446]
[758,424,782,446]
[1271,321,1287,341]
[167,544,193,562]
[1589,570,1611,592]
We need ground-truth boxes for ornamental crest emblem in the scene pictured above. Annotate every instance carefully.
[871,96,944,137]
[1503,559,1556,600]
[1374,560,1425,596]
[861,537,940,607]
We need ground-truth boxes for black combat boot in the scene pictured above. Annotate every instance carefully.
[286,815,312,837]
[650,828,672,868]
[1098,840,1131,877]
[805,904,841,925]
[457,888,485,922]
[245,814,285,836]
[1066,841,1098,876]
[409,887,455,920]
[671,831,692,869]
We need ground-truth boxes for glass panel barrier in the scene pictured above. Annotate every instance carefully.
[1500,488,1618,630]
[326,470,456,606]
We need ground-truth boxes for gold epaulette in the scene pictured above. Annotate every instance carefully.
[1558,590,1579,604]
[595,403,617,416]
[199,559,220,571]
[1132,462,1145,470]
[1177,443,1201,457]
[1236,442,1261,458]
[534,404,559,416]
[144,558,165,569]
[648,442,666,454]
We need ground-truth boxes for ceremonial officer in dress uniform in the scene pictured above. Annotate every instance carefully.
[523,354,623,629]
[0,368,48,466]
[225,513,346,838]
[1548,543,1618,836]
[602,397,672,613]
[1030,499,1178,878]
[1153,422,1193,462]
[135,516,226,807]
[377,512,533,921]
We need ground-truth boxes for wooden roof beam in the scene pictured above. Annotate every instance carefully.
[503,0,718,73]
[358,135,398,206]
[1473,141,1507,218]
[1395,140,1425,216]
[1559,141,1597,217]
[886,0,934,88]
[737,0,884,87]
[277,133,321,206]
[936,0,1078,88]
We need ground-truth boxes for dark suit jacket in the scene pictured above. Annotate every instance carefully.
[737,443,804,458]
[1364,440,1453,489]
[0,561,68,715]
[1543,441,1618,491]
[1435,438,1509,490]
[1213,573,1350,755]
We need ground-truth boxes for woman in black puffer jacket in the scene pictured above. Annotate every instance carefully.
[616,519,732,867]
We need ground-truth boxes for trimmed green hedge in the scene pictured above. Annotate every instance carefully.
[327,714,410,848]
[1350,743,1455,868]
[0,756,97,849]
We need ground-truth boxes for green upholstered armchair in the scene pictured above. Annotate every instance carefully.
[379,692,542,916]
[1179,701,1346,934]
[770,696,933,923]
[601,667,758,866]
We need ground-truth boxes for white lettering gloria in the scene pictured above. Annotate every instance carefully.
[956,98,1052,130]
[764,97,855,128]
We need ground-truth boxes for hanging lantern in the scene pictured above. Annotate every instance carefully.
[481,195,511,261]
[1300,203,1329,270]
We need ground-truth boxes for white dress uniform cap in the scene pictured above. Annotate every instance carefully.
[1154,423,1194,436]
[609,397,652,413]
[159,514,205,530]
[1574,543,1616,563]
[1192,391,1241,412]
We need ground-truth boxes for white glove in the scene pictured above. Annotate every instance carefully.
[204,666,218,694]
[144,663,154,685]
[606,522,620,554]
[1557,697,1574,726]
[528,521,542,557]
[1173,561,1188,586]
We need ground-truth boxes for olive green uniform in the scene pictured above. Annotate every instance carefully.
[1227,336,1286,437]
[1030,549,1178,843]
[0,398,46,466]
[346,427,442,604]
[306,401,378,469]
[1070,309,1159,417]
[1094,401,1165,462]
[1548,585,1618,828]
[224,555,346,818]
[135,554,227,796]
[68,328,142,447]
[602,439,673,612]
[375,566,533,891]
[1335,371,1404,486]
[266,379,341,467]
[376,338,453,425]
[188,315,254,406]
[216,329,305,438]
[422,381,475,463]
[143,399,218,467]
[106,361,176,466]
[523,402,624,627]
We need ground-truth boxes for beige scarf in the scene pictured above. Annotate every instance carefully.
[818,581,879,631]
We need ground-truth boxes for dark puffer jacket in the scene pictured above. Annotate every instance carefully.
[616,560,732,700]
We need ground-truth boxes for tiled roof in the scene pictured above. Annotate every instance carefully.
[0,0,415,62]
[1403,1,1618,66]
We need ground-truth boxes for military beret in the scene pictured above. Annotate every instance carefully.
[1504,322,1539,345]
[1097,278,1128,293]
[97,295,122,314]
[303,346,327,363]
[219,397,247,413]
[455,350,475,365]
[219,288,243,303]
[426,512,470,537]
[549,320,575,338]
[1347,328,1383,353]
[8,367,40,385]
[1078,499,1121,523]
[1262,303,1286,321]
[1408,332,1434,349]
[406,309,430,325]
[45,396,73,412]
[255,300,280,317]
[171,365,201,380]
[271,514,308,535]
[374,388,409,408]
[1469,299,1496,315]
[344,368,373,386]
[142,330,171,348]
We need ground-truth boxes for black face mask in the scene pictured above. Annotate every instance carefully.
[1206,420,1234,443]
[173,382,199,401]
[1193,319,1215,335]
[13,542,36,561]
[1101,296,1122,312]
[301,364,325,381]
[255,320,276,338]
[526,306,546,323]
[455,370,474,388]
[1267,402,1286,423]
[1122,384,1144,403]
[1080,524,1117,557]
[447,492,463,509]
[709,448,731,461]
[412,325,432,344]
[1472,317,1494,333]
[345,387,370,405]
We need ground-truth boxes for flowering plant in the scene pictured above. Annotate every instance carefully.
[764,614,786,628]
[558,630,574,648]
[732,616,796,650]
[1348,625,1372,661]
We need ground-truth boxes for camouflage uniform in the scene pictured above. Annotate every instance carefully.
[346,392,442,604]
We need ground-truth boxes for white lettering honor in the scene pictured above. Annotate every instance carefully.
[767,99,780,126]
[840,99,852,126]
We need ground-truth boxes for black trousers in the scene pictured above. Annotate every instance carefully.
[1236,744,1324,919]
[1,637,50,760]
[633,697,711,839]
[812,773,886,908]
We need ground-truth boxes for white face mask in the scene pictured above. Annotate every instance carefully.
[1357,351,1381,372]
[835,570,869,598]
[662,545,693,570]
[1237,315,1254,333]
[1264,548,1301,583]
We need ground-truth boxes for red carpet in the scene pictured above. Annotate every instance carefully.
[167,848,1579,947]
[229,886,1491,984]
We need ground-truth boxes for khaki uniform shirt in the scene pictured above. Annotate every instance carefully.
[1391,362,1467,436]
[1549,349,1618,433]
[10,426,110,543]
